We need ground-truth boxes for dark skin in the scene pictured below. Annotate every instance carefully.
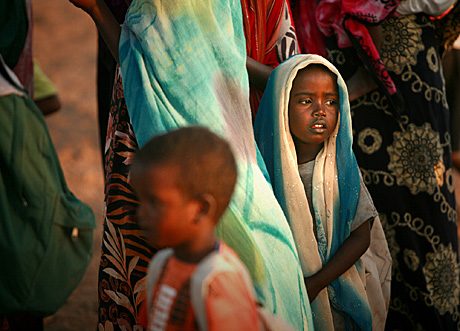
[246,56,274,91]
[69,0,274,90]
[345,25,382,101]
[304,219,371,302]
[68,0,122,63]
[35,94,61,116]
[130,162,219,264]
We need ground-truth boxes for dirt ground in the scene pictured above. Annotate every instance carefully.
[32,1,460,330]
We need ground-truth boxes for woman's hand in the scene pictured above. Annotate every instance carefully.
[346,66,378,101]
[68,0,97,15]
[68,0,122,63]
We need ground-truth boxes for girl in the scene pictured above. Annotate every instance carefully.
[255,54,391,330]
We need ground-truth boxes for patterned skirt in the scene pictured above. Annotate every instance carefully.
[97,71,154,330]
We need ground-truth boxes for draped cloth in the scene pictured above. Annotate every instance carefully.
[255,54,390,330]
[315,0,403,117]
[241,0,298,117]
[119,1,313,329]
[289,0,326,56]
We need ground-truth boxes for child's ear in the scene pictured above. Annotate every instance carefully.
[195,193,217,222]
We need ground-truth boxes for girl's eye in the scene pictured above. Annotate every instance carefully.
[300,99,312,104]
[325,100,336,106]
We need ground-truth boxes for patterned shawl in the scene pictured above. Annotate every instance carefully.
[315,0,402,117]
[118,1,313,329]
[241,0,298,117]
[255,54,372,330]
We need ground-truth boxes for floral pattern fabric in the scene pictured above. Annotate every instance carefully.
[326,13,460,330]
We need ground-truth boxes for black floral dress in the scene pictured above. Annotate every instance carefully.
[327,12,460,330]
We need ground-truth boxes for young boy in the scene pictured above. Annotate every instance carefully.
[255,54,391,331]
[130,126,293,331]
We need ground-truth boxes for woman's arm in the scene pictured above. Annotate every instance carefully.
[304,218,371,303]
[69,0,121,63]
[345,25,382,101]
[346,66,378,101]
[246,56,274,92]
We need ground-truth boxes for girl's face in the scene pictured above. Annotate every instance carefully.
[288,65,339,163]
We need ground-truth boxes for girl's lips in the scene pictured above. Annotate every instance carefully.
[310,122,327,133]
[312,123,325,128]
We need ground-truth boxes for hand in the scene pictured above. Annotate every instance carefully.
[68,0,121,63]
[304,275,324,303]
[346,66,378,101]
[68,0,98,15]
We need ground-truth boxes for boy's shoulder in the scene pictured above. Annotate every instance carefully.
[148,248,174,273]
[190,243,257,330]
[196,242,248,277]
[147,243,247,278]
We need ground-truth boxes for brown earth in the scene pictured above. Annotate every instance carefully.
[33,1,103,330]
[32,1,460,330]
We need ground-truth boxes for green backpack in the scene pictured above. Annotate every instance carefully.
[0,63,96,317]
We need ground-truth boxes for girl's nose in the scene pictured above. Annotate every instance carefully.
[313,103,326,117]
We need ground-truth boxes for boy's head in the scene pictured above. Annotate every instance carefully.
[288,63,339,163]
[130,126,238,249]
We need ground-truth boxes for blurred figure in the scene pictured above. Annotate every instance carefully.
[132,127,294,331]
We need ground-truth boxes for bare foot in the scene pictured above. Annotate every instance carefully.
[35,95,62,116]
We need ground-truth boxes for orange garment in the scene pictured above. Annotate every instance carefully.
[139,244,260,331]
[138,257,198,330]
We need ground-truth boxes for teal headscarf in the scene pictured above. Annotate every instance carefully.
[255,54,372,330]
[119,1,314,329]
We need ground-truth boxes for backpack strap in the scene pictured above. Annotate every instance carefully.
[146,249,174,311]
[190,245,257,331]
[190,245,296,331]
[190,250,220,331]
